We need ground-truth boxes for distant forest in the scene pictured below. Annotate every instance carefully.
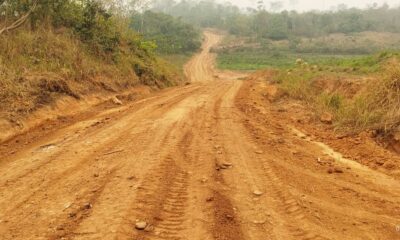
[150,0,400,40]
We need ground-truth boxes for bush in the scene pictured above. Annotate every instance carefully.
[0,1,184,118]
[130,11,201,54]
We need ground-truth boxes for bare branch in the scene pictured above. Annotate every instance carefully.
[0,1,38,35]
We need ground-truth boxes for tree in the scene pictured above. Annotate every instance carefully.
[130,11,200,54]
[0,0,38,35]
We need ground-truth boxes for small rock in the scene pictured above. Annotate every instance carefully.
[255,150,264,154]
[93,173,99,178]
[253,190,263,196]
[327,167,343,174]
[334,167,344,173]
[56,226,65,231]
[63,203,72,210]
[222,162,233,168]
[112,96,123,105]
[206,197,214,202]
[135,221,147,230]
[320,112,333,124]
[253,220,267,224]
[82,203,92,210]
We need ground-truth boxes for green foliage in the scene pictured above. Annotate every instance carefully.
[217,49,295,70]
[216,31,400,72]
[274,58,400,134]
[130,11,201,54]
[276,69,317,102]
[0,0,185,117]
[152,1,400,41]
[318,93,343,111]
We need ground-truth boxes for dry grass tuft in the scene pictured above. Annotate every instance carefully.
[275,58,400,136]
[337,63,400,134]
[0,30,181,120]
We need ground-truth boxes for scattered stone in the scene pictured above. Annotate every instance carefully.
[82,203,92,210]
[253,220,267,224]
[253,190,263,196]
[63,203,72,210]
[201,177,208,183]
[225,214,234,220]
[394,131,400,141]
[135,221,147,230]
[320,112,333,124]
[56,226,65,231]
[334,167,344,173]
[112,96,123,105]
[328,167,344,174]
[277,138,285,144]
[222,162,233,168]
[216,162,233,170]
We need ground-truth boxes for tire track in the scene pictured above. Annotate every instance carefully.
[132,132,193,240]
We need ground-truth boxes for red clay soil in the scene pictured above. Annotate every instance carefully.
[0,31,399,240]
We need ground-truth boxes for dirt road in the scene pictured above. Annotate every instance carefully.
[0,31,399,240]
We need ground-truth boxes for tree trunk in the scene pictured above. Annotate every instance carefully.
[0,1,38,35]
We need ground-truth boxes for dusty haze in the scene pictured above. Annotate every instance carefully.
[220,0,400,11]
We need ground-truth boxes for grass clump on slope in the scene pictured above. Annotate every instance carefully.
[0,1,182,119]
[274,55,400,136]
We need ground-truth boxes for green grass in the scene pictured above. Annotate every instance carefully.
[272,56,400,135]
[160,53,194,73]
[217,48,400,74]
[0,30,183,119]
[217,50,296,70]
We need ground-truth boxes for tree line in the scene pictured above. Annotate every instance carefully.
[130,11,201,54]
[151,0,400,40]
[0,0,201,57]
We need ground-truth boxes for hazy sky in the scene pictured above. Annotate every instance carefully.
[219,0,400,11]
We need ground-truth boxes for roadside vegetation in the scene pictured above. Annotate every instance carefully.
[130,11,201,55]
[130,10,202,73]
[272,54,400,136]
[216,32,400,71]
[0,0,201,120]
